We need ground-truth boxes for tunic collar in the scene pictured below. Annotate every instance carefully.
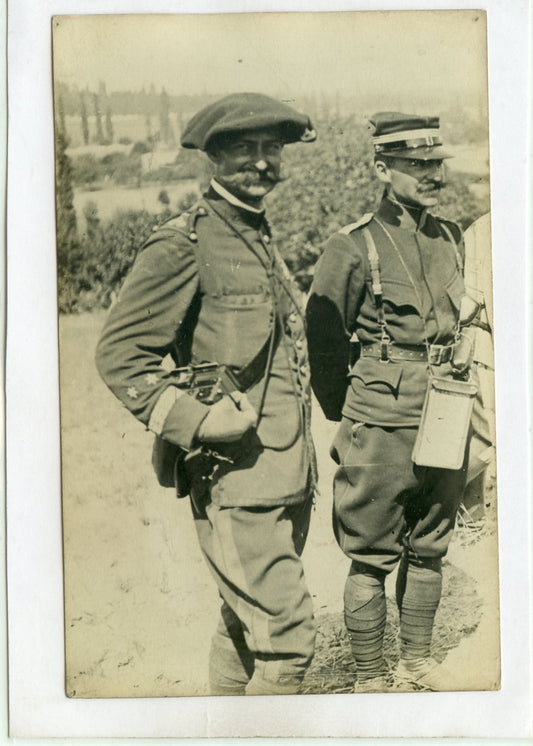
[376,192,429,232]
[206,180,268,231]
[210,178,266,215]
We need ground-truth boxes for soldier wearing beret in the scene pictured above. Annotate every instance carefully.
[96,93,318,696]
[306,113,478,691]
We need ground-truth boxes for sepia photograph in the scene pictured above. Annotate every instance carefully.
[53,9,498,699]
[6,0,532,739]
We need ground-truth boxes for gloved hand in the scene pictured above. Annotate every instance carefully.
[196,392,258,443]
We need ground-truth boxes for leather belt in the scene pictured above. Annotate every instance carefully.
[360,343,454,365]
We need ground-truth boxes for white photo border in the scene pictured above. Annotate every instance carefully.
[5,0,532,739]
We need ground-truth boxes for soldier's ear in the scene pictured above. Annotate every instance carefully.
[374,160,392,184]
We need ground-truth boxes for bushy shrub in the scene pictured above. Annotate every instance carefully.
[71,154,101,186]
[57,116,490,310]
[112,154,142,185]
[71,150,143,187]
[143,149,210,183]
[58,208,161,312]
[266,117,489,290]
[130,140,152,155]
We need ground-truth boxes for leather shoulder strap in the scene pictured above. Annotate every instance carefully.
[339,212,374,235]
[439,219,464,274]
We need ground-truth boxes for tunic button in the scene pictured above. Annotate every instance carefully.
[289,312,297,323]
[299,365,308,375]
[295,340,303,349]
[262,234,270,244]
[197,207,207,215]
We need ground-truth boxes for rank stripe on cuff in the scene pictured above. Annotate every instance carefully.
[148,386,186,435]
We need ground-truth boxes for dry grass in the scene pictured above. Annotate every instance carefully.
[302,558,485,695]
[59,312,500,698]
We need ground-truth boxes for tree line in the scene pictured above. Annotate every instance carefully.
[55,107,490,313]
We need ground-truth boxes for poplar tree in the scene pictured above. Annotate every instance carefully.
[54,96,80,310]
[80,93,89,145]
[93,93,104,145]
[105,104,114,143]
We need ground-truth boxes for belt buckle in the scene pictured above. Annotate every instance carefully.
[429,345,443,365]
[379,338,390,364]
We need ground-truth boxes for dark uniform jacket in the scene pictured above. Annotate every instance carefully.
[306,195,465,426]
[96,188,315,507]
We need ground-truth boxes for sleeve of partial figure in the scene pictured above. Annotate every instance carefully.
[306,232,365,421]
[95,229,209,450]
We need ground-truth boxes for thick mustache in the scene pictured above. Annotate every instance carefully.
[232,168,283,184]
[418,181,445,192]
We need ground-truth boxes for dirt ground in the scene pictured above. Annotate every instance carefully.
[60,312,500,698]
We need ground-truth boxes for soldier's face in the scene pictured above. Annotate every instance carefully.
[376,158,445,208]
[209,128,284,204]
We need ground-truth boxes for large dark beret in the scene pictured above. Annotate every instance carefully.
[181,92,316,151]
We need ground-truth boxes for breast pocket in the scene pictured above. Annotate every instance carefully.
[381,280,422,317]
[198,290,273,368]
[213,285,271,308]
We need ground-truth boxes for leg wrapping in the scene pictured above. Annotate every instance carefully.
[344,564,387,680]
[397,553,443,661]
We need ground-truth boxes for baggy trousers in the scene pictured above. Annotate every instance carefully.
[331,418,468,672]
[331,418,468,572]
[191,489,316,696]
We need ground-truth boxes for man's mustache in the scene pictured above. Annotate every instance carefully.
[418,181,445,192]
[224,169,286,185]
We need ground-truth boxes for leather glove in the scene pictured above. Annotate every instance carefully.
[196,392,258,443]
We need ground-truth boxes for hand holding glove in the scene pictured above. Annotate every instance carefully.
[197,392,258,443]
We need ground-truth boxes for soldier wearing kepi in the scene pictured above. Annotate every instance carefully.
[306,113,478,692]
[96,93,318,696]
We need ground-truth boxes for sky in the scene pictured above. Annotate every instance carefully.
[53,10,489,112]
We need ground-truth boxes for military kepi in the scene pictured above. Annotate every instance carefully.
[181,92,317,151]
[369,112,451,160]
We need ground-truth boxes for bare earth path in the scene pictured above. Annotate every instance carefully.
[60,312,499,698]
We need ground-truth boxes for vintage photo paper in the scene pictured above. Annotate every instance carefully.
[6,0,532,739]
[53,8,499,698]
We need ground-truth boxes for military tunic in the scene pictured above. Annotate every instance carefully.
[96,187,316,508]
[306,195,468,572]
[96,185,317,694]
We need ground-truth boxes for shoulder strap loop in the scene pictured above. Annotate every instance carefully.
[361,227,390,362]
[185,200,209,242]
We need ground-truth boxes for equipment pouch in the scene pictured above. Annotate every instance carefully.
[151,363,242,496]
[152,436,188,492]
[412,376,478,470]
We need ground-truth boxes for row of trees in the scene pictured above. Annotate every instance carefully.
[79,91,114,145]
[56,81,217,119]
[55,112,489,312]
[57,82,182,148]
[57,80,489,149]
